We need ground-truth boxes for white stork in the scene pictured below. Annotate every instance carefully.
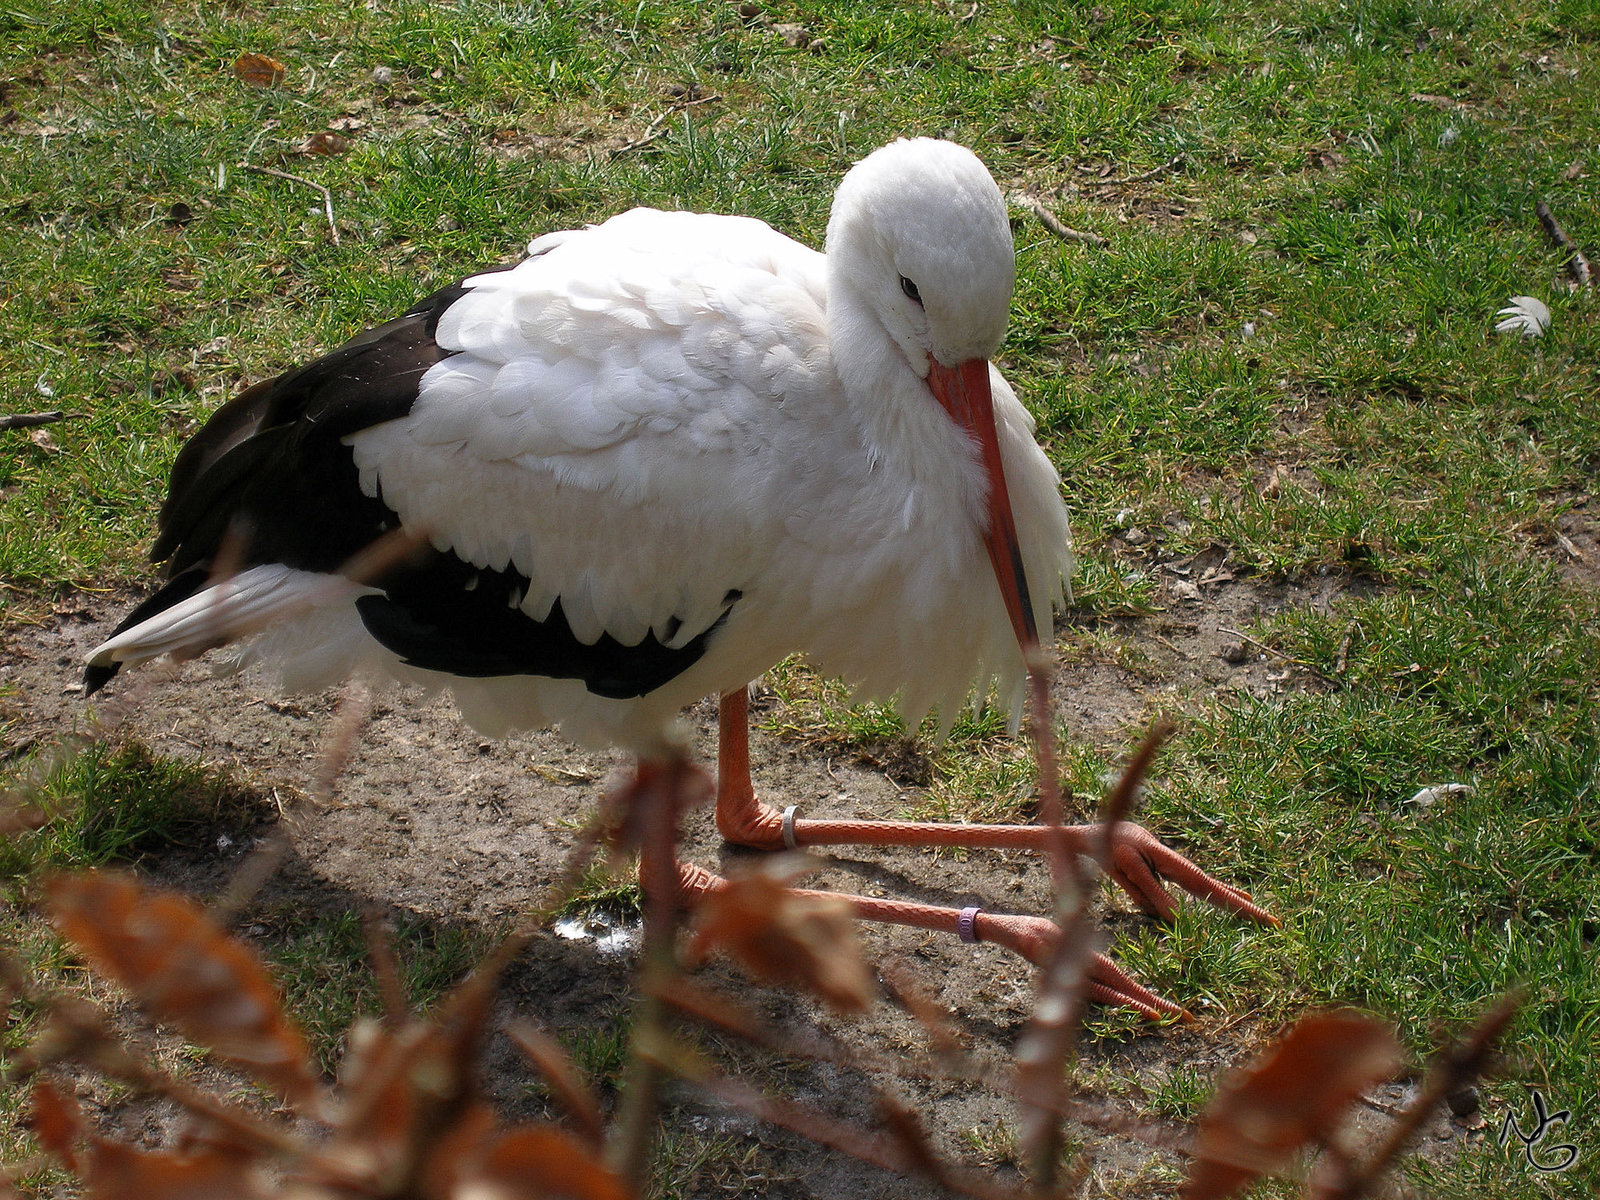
[86,139,1270,1018]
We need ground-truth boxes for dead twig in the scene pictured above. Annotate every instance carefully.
[651,1041,1038,1200]
[1078,154,1185,187]
[1016,682,1175,1188]
[1555,530,1589,563]
[1536,200,1592,292]
[0,411,81,432]
[209,829,290,926]
[1016,651,1097,1188]
[1333,619,1359,676]
[239,162,340,246]
[362,906,410,1028]
[313,676,373,804]
[1218,624,1334,684]
[605,755,702,1185]
[1010,192,1109,247]
[610,93,722,156]
[652,971,1195,1157]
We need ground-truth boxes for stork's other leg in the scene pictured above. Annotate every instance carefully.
[693,701,1186,1018]
[712,687,1275,926]
[648,859,1186,1021]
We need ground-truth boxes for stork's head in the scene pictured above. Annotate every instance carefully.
[826,138,1015,372]
[825,139,1038,651]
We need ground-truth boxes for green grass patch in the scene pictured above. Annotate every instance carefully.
[0,739,264,876]
[265,907,495,1073]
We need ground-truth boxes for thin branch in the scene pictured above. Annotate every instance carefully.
[362,906,410,1028]
[209,829,290,926]
[651,971,1194,1157]
[1333,619,1359,676]
[1015,653,1125,1189]
[12,997,318,1168]
[1010,192,1109,247]
[1536,200,1592,292]
[0,411,81,432]
[1218,624,1333,684]
[1555,530,1589,564]
[653,1046,1046,1200]
[610,93,722,156]
[1078,155,1184,187]
[606,755,697,1185]
[239,162,340,246]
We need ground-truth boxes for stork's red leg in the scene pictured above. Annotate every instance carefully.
[650,859,1186,1022]
[714,688,1276,927]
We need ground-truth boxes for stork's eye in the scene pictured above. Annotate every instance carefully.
[899,275,923,306]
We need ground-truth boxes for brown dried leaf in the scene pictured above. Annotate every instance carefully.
[1311,993,1519,1200]
[48,871,320,1106]
[297,130,351,157]
[506,1020,606,1149]
[325,1018,427,1172]
[30,1078,85,1172]
[234,53,287,88]
[686,858,873,1014]
[83,1139,267,1200]
[1185,1012,1400,1200]
[330,946,513,1185]
[0,796,46,836]
[599,757,711,858]
[413,1101,498,1196]
[318,1018,497,1194]
[462,1126,633,1200]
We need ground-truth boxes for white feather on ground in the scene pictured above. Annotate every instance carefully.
[1493,294,1551,338]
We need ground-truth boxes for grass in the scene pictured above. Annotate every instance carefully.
[2,0,1597,1194]
[265,907,495,1072]
[0,739,261,876]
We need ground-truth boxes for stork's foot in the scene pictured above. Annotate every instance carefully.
[960,909,1187,1020]
[713,690,1274,928]
[1102,821,1276,926]
[656,859,1187,1022]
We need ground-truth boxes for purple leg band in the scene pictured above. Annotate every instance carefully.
[957,906,981,943]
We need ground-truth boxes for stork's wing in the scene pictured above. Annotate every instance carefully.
[152,270,508,578]
[89,209,833,702]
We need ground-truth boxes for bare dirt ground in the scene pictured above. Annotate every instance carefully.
[0,569,1469,1197]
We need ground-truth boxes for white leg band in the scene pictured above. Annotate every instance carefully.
[781,805,799,850]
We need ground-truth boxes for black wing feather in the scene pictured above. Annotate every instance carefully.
[355,562,735,700]
[152,275,495,572]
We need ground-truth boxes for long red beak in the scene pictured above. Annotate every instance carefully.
[926,357,1039,651]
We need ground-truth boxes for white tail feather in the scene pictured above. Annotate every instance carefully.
[87,566,370,673]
